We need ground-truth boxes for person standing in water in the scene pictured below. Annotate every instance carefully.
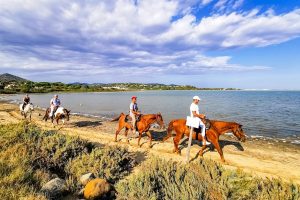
[190,96,210,145]
[129,96,140,137]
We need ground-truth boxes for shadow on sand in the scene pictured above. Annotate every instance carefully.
[73,120,103,127]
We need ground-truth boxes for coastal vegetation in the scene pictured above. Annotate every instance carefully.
[0,122,299,199]
[0,73,239,94]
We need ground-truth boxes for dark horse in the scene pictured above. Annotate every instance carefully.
[43,107,71,125]
[112,113,165,147]
[163,119,246,162]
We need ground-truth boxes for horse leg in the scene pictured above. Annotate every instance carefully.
[137,131,142,147]
[162,124,173,142]
[173,131,183,154]
[145,131,152,148]
[29,113,31,122]
[124,128,130,143]
[199,144,208,158]
[211,140,225,163]
[115,124,124,142]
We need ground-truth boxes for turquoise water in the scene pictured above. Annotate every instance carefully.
[5,90,300,140]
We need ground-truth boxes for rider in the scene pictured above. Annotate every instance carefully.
[22,94,30,110]
[50,94,61,119]
[190,96,210,145]
[129,96,140,137]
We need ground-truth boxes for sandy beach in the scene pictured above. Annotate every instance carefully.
[1,101,300,184]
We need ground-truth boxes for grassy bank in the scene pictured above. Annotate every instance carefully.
[0,122,299,200]
[0,122,136,199]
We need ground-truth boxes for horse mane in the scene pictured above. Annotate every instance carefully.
[210,120,241,126]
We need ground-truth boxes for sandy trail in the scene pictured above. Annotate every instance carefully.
[1,102,300,184]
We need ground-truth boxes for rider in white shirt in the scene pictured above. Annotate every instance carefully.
[130,96,140,137]
[190,96,210,145]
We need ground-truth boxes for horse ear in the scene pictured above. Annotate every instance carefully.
[67,110,71,113]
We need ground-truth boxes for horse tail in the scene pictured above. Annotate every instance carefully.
[111,113,124,122]
[43,108,50,121]
[163,120,175,142]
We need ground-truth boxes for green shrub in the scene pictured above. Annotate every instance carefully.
[116,158,300,200]
[66,145,137,192]
[0,122,137,199]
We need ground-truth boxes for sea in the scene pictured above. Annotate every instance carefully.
[2,90,300,144]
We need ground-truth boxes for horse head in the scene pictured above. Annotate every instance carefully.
[155,112,165,129]
[233,123,246,142]
[28,103,34,111]
[64,109,71,121]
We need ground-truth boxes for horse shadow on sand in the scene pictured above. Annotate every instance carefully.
[140,129,244,152]
[126,129,167,148]
[188,138,245,162]
[72,120,103,128]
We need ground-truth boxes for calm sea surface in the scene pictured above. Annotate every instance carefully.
[3,90,300,141]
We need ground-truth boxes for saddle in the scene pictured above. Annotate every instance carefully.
[125,114,142,131]
[192,118,211,140]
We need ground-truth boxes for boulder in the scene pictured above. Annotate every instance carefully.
[80,172,95,186]
[41,178,68,198]
[84,178,111,200]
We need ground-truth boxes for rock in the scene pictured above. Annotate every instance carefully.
[84,178,111,200]
[41,178,68,198]
[80,172,95,186]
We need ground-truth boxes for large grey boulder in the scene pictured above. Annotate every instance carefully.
[41,178,68,198]
[80,172,95,186]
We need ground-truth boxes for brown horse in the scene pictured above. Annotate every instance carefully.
[112,113,165,147]
[163,119,246,162]
[43,107,71,125]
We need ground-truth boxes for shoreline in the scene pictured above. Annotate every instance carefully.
[2,96,300,147]
[0,101,300,184]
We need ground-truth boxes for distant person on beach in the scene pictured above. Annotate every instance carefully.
[50,94,61,119]
[190,96,210,145]
[22,94,30,110]
[130,96,140,137]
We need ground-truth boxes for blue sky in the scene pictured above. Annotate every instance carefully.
[0,0,300,89]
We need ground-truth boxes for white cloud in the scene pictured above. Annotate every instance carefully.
[0,0,300,82]
[159,8,300,48]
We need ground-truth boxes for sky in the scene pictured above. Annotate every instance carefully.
[0,0,300,89]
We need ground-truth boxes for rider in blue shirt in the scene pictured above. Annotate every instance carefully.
[50,94,61,119]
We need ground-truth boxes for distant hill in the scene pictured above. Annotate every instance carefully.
[0,73,28,83]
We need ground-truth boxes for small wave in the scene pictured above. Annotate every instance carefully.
[291,140,300,144]
[71,112,112,121]
[250,135,264,138]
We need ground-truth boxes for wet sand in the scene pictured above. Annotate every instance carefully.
[0,101,300,184]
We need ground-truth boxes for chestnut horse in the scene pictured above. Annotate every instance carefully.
[163,119,246,162]
[112,113,165,147]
